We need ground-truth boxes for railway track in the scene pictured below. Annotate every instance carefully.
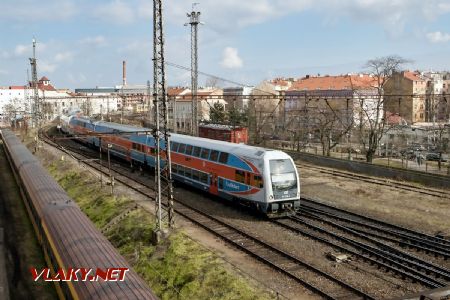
[297,163,450,199]
[275,217,449,288]
[300,198,450,254]
[40,131,375,300]
[275,216,450,289]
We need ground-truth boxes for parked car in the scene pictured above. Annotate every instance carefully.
[426,153,448,162]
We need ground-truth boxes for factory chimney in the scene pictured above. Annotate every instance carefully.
[122,60,127,86]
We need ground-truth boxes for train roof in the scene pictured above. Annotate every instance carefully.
[74,117,290,160]
[171,132,273,159]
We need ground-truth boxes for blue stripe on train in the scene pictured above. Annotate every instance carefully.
[220,178,251,193]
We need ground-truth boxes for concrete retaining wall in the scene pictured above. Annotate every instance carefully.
[288,151,450,189]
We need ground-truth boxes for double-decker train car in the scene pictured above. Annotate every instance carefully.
[65,117,300,217]
[1,129,157,300]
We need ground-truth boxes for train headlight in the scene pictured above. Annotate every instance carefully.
[269,195,274,200]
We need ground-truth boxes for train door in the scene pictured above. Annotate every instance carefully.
[209,173,218,195]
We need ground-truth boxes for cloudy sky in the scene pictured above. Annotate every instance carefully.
[1,0,450,89]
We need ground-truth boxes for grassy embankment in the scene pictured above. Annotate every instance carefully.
[45,157,273,300]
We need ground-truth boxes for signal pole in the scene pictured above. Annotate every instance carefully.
[185,3,202,136]
[153,0,175,242]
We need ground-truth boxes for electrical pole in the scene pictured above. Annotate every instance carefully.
[153,0,175,242]
[185,3,202,136]
[29,38,40,151]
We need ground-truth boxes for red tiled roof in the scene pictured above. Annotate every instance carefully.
[349,74,379,89]
[177,90,221,101]
[386,111,407,125]
[289,75,352,91]
[40,76,50,81]
[167,87,187,96]
[403,71,423,82]
[9,85,26,89]
[37,83,56,91]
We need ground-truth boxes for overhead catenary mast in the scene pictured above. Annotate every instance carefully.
[152,0,175,241]
[29,38,41,152]
[185,3,202,136]
[29,38,39,128]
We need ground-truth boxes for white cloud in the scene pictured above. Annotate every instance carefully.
[426,31,450,43]
[93,0,134,24]
[159,0,450,37]
[14,44,28,56]
[0,0,77,22]
[68,72,87,84]
[54,51,74,63]
[39,60,57,73]
[221,47,243,69]
[79,36,107,47]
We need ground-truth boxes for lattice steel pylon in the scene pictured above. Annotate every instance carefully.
[185,4,202,136]
[153,0,174,232]
[29,38,39,128]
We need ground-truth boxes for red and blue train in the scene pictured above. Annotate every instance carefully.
[62,116,300,217]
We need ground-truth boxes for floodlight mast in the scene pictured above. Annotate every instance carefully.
[185,3,203,136]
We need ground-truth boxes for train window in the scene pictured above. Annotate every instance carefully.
[172,142,179,152]
[200,172,208,184]
[178,165,185,176]
[201,148,210,159]
[246,173,251,185]
[254,175,263,188]
[185,145,193,155]
[209,150,219,162]
[219,152,229,164]
[178,144,186,153]
[132,143,137,150]
[218,177,223,189]
[193,146,201,157]
[235,170,245,183]
[184,167,192,178]
[192,169,200,181]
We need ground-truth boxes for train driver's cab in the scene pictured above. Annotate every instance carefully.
[269,159,299,201]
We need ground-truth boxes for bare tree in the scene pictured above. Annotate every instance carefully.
[314,99,354,156]
[204,76,221,88]
[360,55,410,162]
[434,124,450,170]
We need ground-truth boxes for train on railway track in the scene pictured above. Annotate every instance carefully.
[61,116,300,217]
[1,129,158,300]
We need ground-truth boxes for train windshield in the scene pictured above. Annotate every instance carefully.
[269,159,297,192]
